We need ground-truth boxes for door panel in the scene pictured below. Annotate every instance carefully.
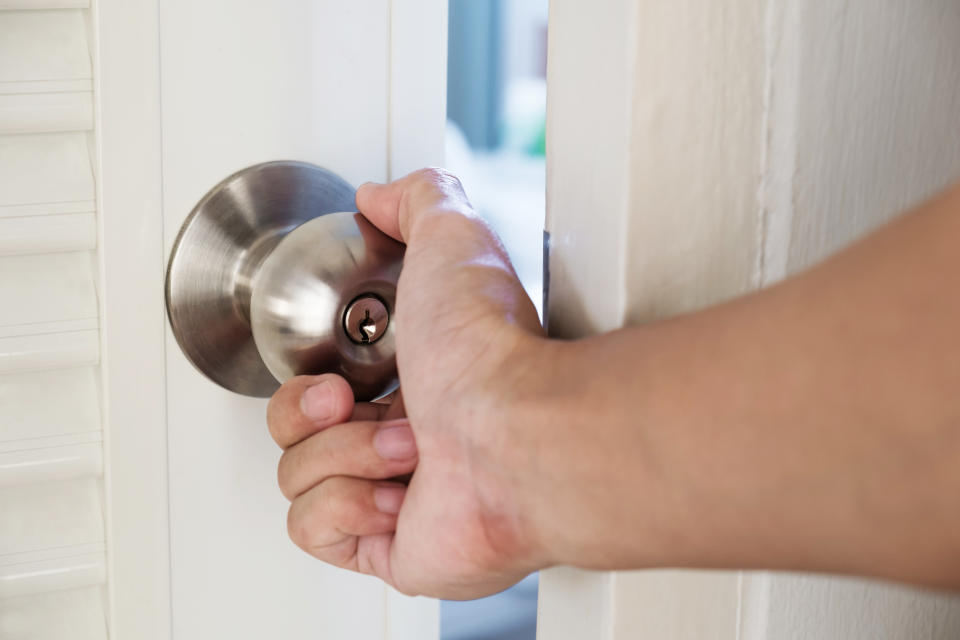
[7,0,443,636]
[159,1,441,638]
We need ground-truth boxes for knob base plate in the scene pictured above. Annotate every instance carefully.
[165,161,356,397]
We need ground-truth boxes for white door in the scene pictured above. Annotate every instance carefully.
[1,1,445,638]
[539,1,960,638]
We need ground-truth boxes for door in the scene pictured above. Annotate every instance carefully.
[159,1,444,638]
[539,0,960,638]
[1,1,445,638]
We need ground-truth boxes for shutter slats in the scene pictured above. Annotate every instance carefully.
[0,479,104,554]
[0,212,97,255]
[0,91,93,134]
[0,442,102,486]
[0,9,93,134]
[0,1,89,10]
[0,253,99,327]
[0,133,95,207]
[0,550,106,599]
[0,10,91,88]
[0,331,99,374]
[0,4,109,624]
[0,586,107,640]
[0,368,100,442]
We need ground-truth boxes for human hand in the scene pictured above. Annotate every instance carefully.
[266,169,548,599]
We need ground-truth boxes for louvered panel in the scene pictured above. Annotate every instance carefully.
[0,91,93,134]
[0,368,100,442]
[0,8,93,135]
[0,1,88,9]
[0,442,102,486]
[0,587,107,640]
[0,133,94,208]
[0,253,98,327]
[0,212,96,255]
[0,478,104,554]
[0,331,99,373]
[0,10,91,94]
[0,253,100,374]
[0,546,106,599]
[0,0,109,631]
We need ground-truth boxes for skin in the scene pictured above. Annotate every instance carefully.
[266,168,960,599]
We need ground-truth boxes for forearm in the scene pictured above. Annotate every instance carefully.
[520,184,960,586]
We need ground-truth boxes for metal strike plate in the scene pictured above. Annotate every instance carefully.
[165,161,403,401]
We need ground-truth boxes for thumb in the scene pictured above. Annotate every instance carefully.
[355,168,475,244]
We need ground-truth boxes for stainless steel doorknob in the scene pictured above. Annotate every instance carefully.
[165,161,404,401]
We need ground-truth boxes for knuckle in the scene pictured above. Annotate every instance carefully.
[391,576,421,597]
[286,502,313,550]
[276,450,297,500]
[411,167,464,197]
[324,479,360,522]
[266,383,298,444]
[265,395,284,443]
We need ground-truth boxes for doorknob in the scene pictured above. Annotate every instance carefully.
[165,161,404,401]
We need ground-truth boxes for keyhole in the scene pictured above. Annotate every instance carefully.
[343,294,389,345]
[358,309,376,344]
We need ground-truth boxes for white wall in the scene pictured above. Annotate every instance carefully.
[542,1,960,638]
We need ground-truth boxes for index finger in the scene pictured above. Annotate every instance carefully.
[355,168,473,244]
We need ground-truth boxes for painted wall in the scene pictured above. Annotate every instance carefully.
[542,0,960,638]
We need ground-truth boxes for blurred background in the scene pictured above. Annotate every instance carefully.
[443,0,547,318]
[440,1,547,639]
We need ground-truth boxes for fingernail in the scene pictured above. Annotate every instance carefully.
[300,381,334,421]
[374,485,406,514]
[373,421,417,460]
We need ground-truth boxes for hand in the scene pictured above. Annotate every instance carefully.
[266,168,548,599]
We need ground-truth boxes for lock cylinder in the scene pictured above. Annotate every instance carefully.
[165,161,404,401]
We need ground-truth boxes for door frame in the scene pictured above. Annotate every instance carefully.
[540,0,764,637]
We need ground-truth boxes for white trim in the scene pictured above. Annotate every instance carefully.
[542,0,635,338]
[92,0,171,638]
[387,0,448,180]
[755,0,800,288]
[383,1,446,637]
[537,568,615,640]
[542,0,763,638]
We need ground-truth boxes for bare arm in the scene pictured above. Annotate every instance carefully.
[266,170,960,598]
[518,182,960,587]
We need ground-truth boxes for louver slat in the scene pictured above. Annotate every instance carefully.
[0,5,108,626]
[0,586,107,640]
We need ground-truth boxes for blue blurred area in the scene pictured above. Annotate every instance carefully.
[442,2,547,639]
[441,574,539,640]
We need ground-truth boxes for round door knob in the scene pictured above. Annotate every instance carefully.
[165,161,404,401]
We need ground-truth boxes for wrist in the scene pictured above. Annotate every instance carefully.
[491,328,693,572]
[476,331,634,570]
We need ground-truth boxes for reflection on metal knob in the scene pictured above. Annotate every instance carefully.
[165,161,404,401]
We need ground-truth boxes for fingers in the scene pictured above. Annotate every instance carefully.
[356,167,475,243]
[267,374,355,448]
[286,477,406,571]
[277,419,418,500]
